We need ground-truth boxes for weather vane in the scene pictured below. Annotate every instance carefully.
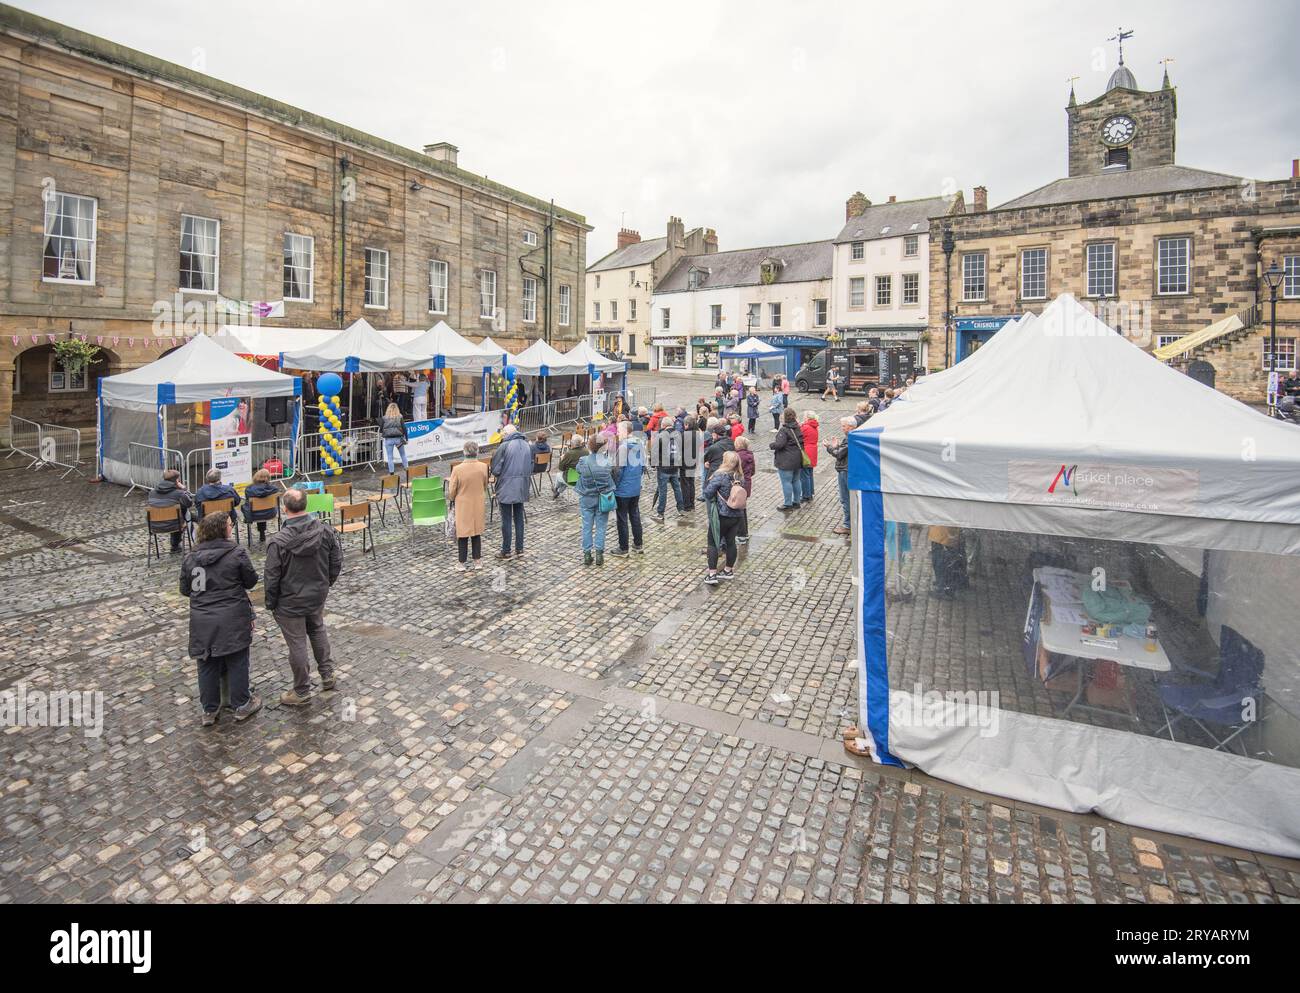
[1109,27,1134,66]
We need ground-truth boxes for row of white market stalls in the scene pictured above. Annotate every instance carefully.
[98,318,627,486]
[848,293,1300,857]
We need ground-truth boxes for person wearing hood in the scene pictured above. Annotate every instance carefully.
[489,424,534,559]
[265,487,343,706]
[194,468,242,524]
[148,468,194,553]
[181,511,262,726]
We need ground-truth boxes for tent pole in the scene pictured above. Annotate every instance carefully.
[348,374,353,432]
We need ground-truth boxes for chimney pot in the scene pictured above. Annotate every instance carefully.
[1293,158,1299,179]
[423,141,459,166]
[973,186,988,212]
[617,228,641,250]
[845,192,871,221]
[888,195,896,204]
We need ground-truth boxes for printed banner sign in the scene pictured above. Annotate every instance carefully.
[1007,461,1200,515]
[404,409,504,461]
[209,396,253,486]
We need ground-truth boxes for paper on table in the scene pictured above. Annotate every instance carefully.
[1050,606,1090,626]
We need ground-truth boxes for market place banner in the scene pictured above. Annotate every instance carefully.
[209,396,253,486]
[404,409,504,461]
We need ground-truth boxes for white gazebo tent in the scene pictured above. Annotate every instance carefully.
[211,323,426,359]
[512,339,584,409]
[560,340,630,410]
[474,336,514,369]
[719,336,786,382]
[98,332,301,486]
[404,321,503,416]
[848,294,1300,856]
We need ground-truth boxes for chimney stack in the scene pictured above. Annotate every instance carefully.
[845,192,871,221]
[667,216,685,248]
[617,228,641,250]
[423,141,459,166]
[703,228,719,254]
[888,195,897,204]
[973,186,988,212]
[1293,158,1299,179]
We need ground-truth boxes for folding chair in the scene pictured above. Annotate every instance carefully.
[325,482,356,509]
[559,431,574,455]
[145,505,190,563]
[334,501,376,557]
[198,497,234,519]
[531,451,552,497]
[368,474,406,526]
[305,492,335,518]
[1158,624,1266,756]
[243,495,281,546]
[401,465,428,512]
[409,475,448,535]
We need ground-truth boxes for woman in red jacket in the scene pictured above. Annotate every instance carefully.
[734,436,755,544]
[800,411,819,503]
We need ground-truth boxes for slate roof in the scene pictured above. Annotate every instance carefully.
[833,196,951,244]
[587,236,669,273]
[995,164,1242,211]
[655,241,834,293]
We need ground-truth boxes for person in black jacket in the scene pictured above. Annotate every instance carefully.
[679,416,703,511]
[240,467,281,543]
[770,408,805,510]
[702,423,735,491]
[265,488,343,706]
[827,415,855,535]
[148,469,194,552]
[181,512,262,726]
[380,402,409,475]
[193,468,242,523]
[649,421,684,521]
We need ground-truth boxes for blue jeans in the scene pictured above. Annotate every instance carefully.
[656,469,682,514]
[383,437,408,474]
[837,469,850,527]
[581,504,610,552]
[778,468,803,507]
[801,465,814,498]
[500,502,525,554]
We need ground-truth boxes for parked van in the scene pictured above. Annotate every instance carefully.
[795,343,918,394]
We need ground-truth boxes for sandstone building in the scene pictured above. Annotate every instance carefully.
[928,60,1300,402]
[0,5,589,431]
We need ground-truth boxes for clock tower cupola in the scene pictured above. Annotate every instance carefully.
[1066,29,1178,177]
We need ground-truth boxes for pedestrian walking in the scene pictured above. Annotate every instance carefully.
[771,408,805,510]
[649,416,684,521]
[181,511,262,726]
[734,436,755,545]
[822,366,842,402]
[265,487,343,706]
[577,434,618,565]
[446,440,489,571]
[703,451,746,585]
[490,424,533,559]
[612,423,646,556]
[380,402,409,475]
[800,411,819,502]
[827,416,855,535]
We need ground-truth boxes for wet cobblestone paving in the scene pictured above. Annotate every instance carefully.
[1,372,1298,903]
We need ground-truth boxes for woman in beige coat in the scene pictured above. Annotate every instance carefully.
[446,440,489,572]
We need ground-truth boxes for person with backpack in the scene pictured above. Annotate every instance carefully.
[679,415,703,511]
[380,402,409,475]
[649,416,684,522]
[746,390,759,434]
[734,436,755,545]
[611,422,646,556]
[703,451,746,585]
[771,408,805,510]
[576,434,619,566]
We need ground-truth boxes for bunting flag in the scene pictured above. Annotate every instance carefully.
[96,336,103,345]
[112,337,119,347]
[10,336,18,347]
[30,335,37,344]
[46,334,55,344]
[217,295,285,320]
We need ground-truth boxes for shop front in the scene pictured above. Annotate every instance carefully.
[653,336,688,372]
[690,336,725,371]
[588,329,622,355]
[954,315,1019,363]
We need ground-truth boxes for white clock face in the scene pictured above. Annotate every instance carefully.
[1102,115,1136,146]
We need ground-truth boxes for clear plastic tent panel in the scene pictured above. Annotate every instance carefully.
[867,512,1300,854]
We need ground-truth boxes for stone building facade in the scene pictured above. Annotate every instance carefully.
[0,5,589,431]
[927,62,1300,403]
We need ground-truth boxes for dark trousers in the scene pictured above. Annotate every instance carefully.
[275,609,333,696]
[615,495,643,550]
[679,469,696,510]
[747,417,756,433]
[738,508,749,539]
[500,502,525,553]
[197,647,251,713]
[930,543,965,596]
[708,513,742,570]
[458,535,482,563]
[771,411,781,430]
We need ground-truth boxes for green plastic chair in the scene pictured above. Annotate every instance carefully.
[410,475,448,531]
[305,492,334,516]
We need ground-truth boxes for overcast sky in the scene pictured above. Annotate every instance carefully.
[18,0,1300,262]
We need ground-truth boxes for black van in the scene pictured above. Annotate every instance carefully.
[795,345,916,394]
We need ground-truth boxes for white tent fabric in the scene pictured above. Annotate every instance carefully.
[720,336,784,358]
[512,339,584,376]
[559,339,629,374]
[212,324,425,356]
[404,321,497,371]
[473,336,513,366]
[279,318,427,373]
[848,292,1300,857]
[102,332,299,405]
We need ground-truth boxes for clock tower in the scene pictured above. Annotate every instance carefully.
[1066,42,1177,177]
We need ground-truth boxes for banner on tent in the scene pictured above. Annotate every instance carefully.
[209,396,253,486]
[1007,460,1200,515]
[404,409,504,461]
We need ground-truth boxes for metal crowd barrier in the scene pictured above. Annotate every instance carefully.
[5,415,41,464]
[183,436,297,491]
[296,426,381,479]
[36,423,84,478]
[125,442,184,497]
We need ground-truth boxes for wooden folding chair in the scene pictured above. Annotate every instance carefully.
[145,504,190,563]
[531,451,552,497]
[333,501,376,557]
[325,482,355,509]
[199,497,234,520]
[368,473,406,526]
[243,495,281,546]
[559,431,574,455]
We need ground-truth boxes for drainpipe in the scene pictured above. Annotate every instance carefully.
[942,226,955,368]
[337,155,351,327]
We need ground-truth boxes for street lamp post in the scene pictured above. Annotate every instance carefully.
[1263,260,1285,411]
[942,227,955,368]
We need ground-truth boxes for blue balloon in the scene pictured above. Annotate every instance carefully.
[504,365,517,382]
[318,372,343,397]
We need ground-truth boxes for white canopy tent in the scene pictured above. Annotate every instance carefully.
[98,333,301,485]
[404,321,497,372]
[474,336,514,368]
[512,339,582,376]
[719,337,784,358]
[212,323,425,358]
[278,318,426,373]
[848,294,1300,856]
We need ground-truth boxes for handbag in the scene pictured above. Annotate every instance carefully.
[791,427,811,468]
[598,491,616,513]
[725,476,748,510]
